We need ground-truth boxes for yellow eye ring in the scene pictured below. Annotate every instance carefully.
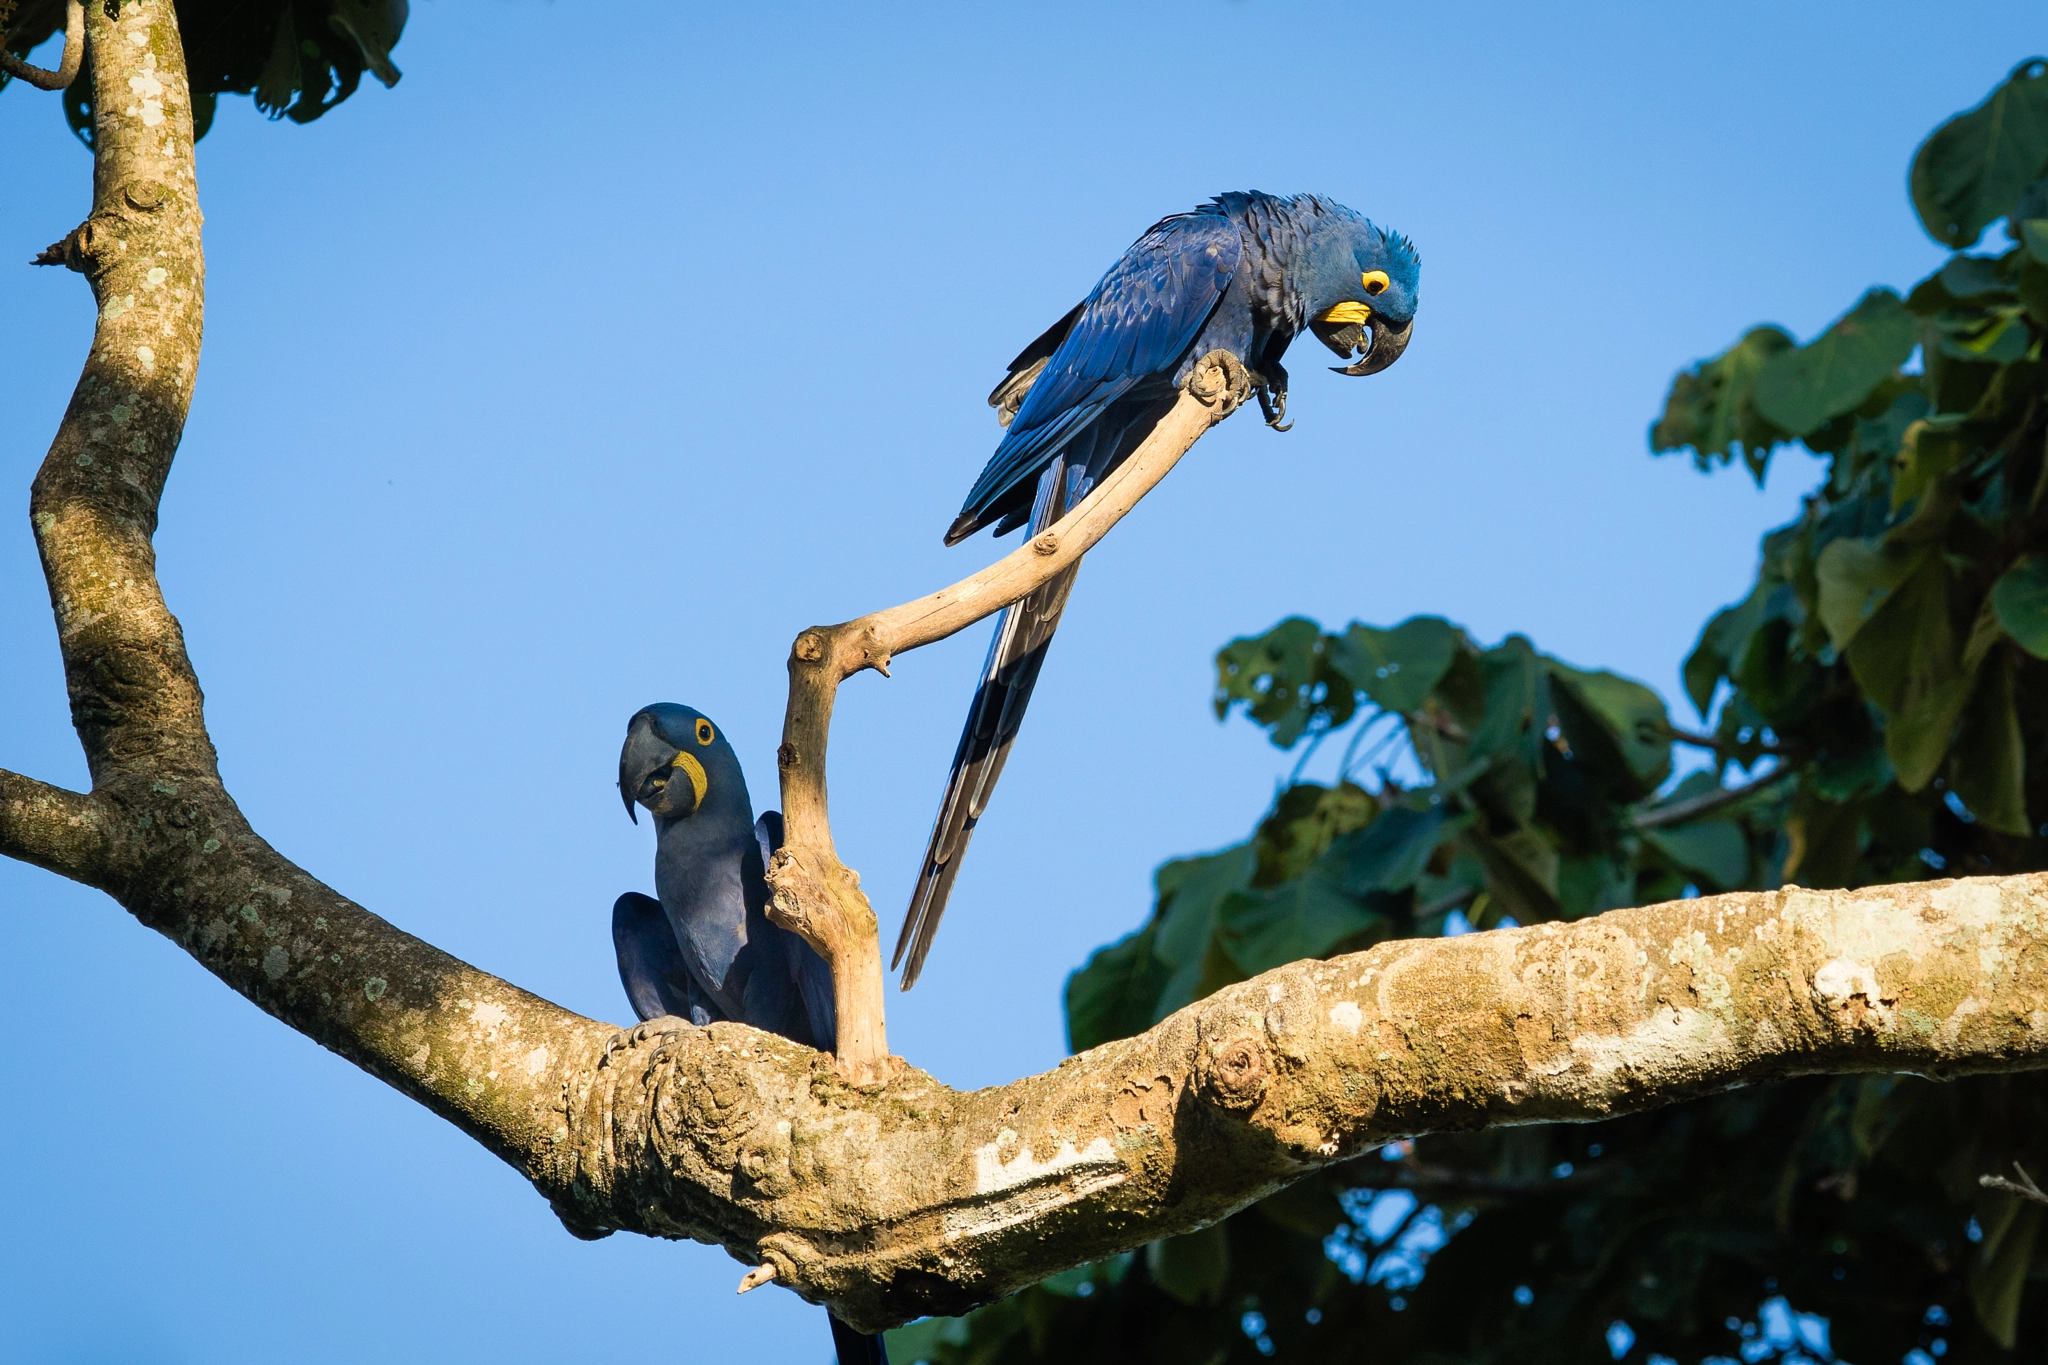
[695,718,715,746]
[1361,270,1390,296]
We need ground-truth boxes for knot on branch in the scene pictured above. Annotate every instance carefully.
[1182,349,1253,418]
[1199,1035,1269,1111]
[765,843,873,960]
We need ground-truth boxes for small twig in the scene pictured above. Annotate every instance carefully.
[1979,1163,2048,1208]
[1287,720,1332,785]
[736,1262,779,1294]
[1661,725,1797,758]
[1335,709,1399,785]
[770,350,1253,1082]
[1631,763,1794,830]
[0,0,85,91]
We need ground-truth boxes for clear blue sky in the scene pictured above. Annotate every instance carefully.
[1,3,2038,1360]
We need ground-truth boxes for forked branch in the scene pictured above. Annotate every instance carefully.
[766,352,1253,1082]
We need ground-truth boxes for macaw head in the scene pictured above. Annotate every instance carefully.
[618,703,747,824]
[1303,212,1420,377]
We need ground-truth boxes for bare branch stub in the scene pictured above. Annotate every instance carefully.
[767,351,1253,1082]
[1980,1164,2048,1208]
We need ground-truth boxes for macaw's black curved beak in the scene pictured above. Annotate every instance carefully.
[1311,313,1414,377]
[619,713,693,824]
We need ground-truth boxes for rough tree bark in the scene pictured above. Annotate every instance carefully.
[9,1,2048,1337]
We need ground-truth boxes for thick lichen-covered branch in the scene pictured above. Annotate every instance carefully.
[561,870,2048,1330]
[768,351,1254,1082]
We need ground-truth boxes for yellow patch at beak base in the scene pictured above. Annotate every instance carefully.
[1316,301,1376,325]
[669,750,709,808]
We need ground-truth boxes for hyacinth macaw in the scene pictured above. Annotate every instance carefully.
[893,191,1419,989]
[611,704,885,1365]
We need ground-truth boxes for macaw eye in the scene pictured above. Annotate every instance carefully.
[1362,270,1390,296]
[695,719,715,746]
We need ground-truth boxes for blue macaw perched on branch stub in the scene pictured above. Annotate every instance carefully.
[894,191,1419,988]
[611,704,885,1365]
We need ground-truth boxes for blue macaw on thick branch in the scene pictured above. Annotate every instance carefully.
[894,191,1420,988]
[611,703,883,1365]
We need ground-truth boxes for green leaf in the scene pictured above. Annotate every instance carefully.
[1466,825,1565,923]
[1683,588,1769,716]
[1938,253,2013,299]
[19,0,413,142]
[1887,669,1977,793]
[1326,804,1456,895]
[1650,325,1795,478]
[1937,305,2033,364]
[1253,782,1378,887]
[1950,653,2030,836]
[1330,617,1461,715]
[1556,852,1637,918]
[1643,821,1750,890]
[1814,538,1928,651]
[1154,846,1254,968]
[1752,290,1918,436]
[2022,218,2048,264]
[1911,58,2048,248]
[884,1313,971,1364]
[2019,257,2048,327]
[1064,924,1170,1054]
[1546,662,1674,788]
[1146,1225,1230,1306]
[1829,553,1969,790]
[1213,617,1353,747]
[1891,417,1966,512]
[1968,1197,2042,1349]
[1990,553,2048,657]
[1466,638,1543,767]
[1150,845,1256,1018]
[1219,875,1378,976]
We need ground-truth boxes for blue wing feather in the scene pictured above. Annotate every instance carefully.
[612,892,721,1026]
[956,210,1243,529]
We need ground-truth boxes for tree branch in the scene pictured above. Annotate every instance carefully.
[1662,724,1795,758]
[0,769,107,881]
[1980,1163,2048,1208]
[0,0,84,91]
[1632,762,1795,830]
[14,4,2048,1342]
[767,352,1254,1081]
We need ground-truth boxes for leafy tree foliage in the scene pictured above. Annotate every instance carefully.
[1,0,404,139]
[893,58,2048,1365]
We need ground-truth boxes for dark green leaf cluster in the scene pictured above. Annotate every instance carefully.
[1072,615,1769,1066]
[2,0,404,139]
[899,58,2048,1365]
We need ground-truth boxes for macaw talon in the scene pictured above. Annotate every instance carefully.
[598,1016,687,1068]
[1254,378,1293,432]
